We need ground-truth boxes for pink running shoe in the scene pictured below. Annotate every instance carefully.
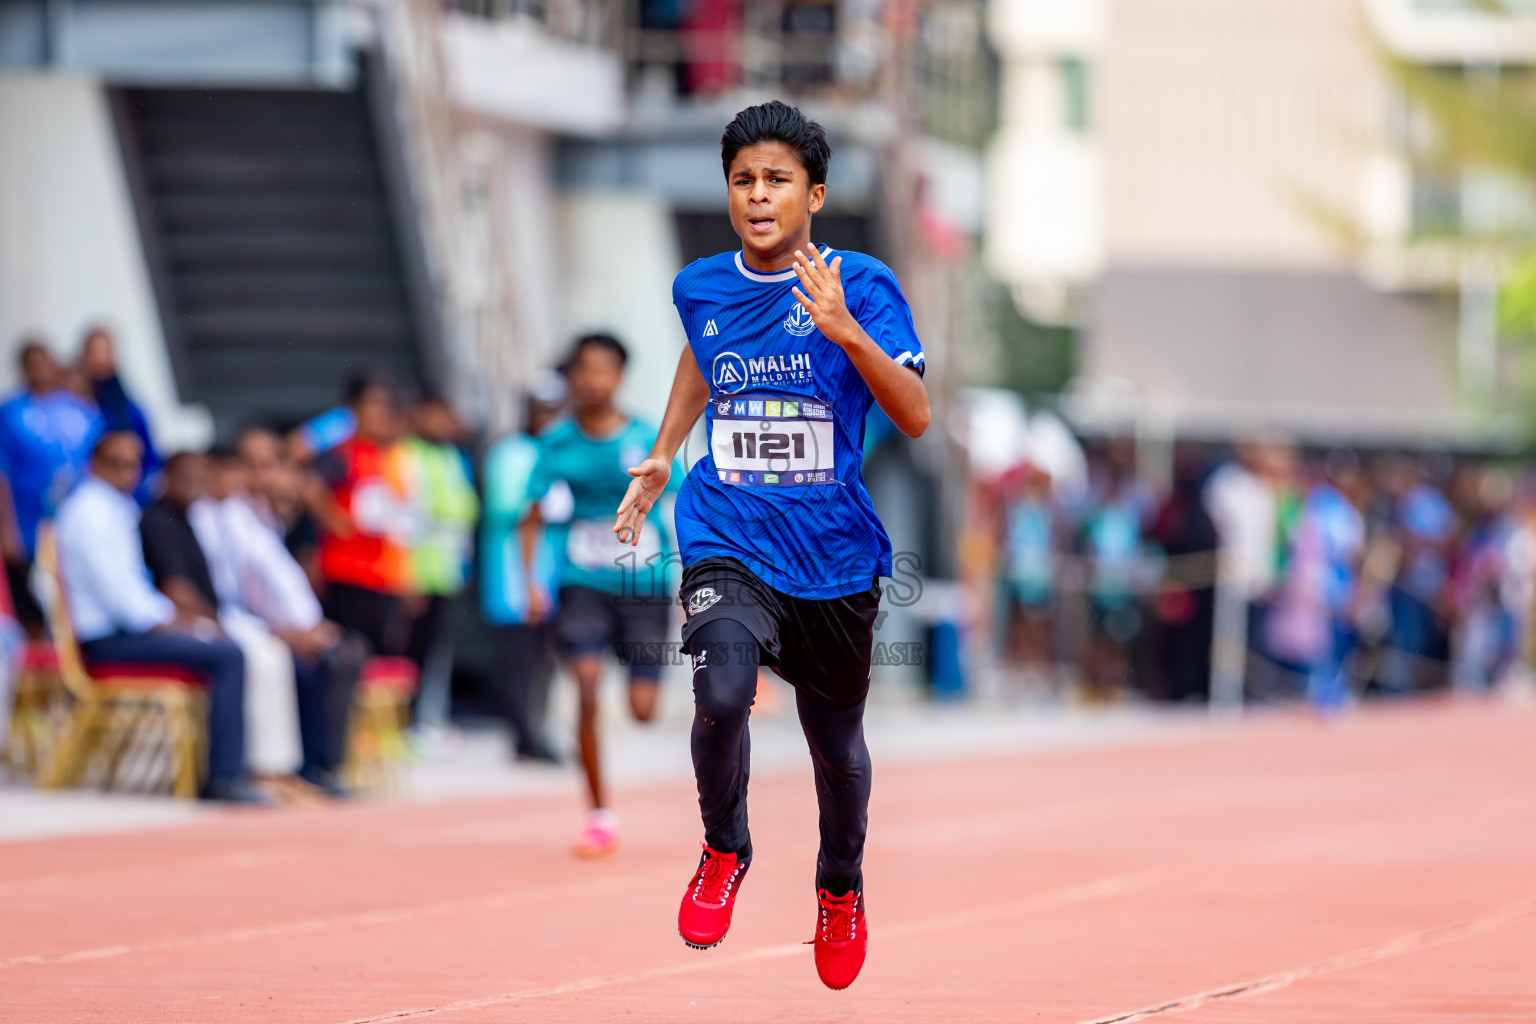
[573,809,619,858]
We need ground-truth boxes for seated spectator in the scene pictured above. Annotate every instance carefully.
[236,425,322,589]
[195,447,362,797]
[52,432,261,803]
[0,563,22,765]
[0,340,103,635]
[140,451,320,803]
[78,326,163,503]
[138,453,221,623]
[304,374,417,658]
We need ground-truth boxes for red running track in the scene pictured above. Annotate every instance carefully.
[2,699,1534,1023]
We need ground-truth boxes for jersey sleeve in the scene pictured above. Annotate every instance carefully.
[853,264,925,377]
[671,272,691,335]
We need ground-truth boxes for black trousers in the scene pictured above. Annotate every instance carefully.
[81,631,246,782]
[5,558,44,633]
[293,633,366,774]
[322,582,409,657]
[688,617,871,893]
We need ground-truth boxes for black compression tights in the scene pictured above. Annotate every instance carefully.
[689,617,871,893]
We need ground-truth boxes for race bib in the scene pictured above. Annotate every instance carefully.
[710,396,836,486]
[567,517,660,572]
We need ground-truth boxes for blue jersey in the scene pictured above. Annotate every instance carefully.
[672,246,925,599]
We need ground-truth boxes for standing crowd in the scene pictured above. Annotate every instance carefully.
[990,438,1536,707]
[0,325,678,816]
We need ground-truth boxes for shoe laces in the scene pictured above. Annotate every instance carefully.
[815,889,860,943]
[693,846,739,906]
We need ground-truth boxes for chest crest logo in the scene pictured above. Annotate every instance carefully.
[782,303,817,337]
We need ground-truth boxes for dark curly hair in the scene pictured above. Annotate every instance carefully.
[720,100,832,185]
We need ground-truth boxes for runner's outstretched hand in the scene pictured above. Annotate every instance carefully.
[615,458,670,546]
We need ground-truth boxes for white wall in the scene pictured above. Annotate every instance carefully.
[1100,0,1384,269]
[984,0,1103,319]
[557,191,687,429]
[443,13,624,138]
[0,73,211,449]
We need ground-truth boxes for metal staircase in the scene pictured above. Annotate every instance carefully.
[111,82,437,436]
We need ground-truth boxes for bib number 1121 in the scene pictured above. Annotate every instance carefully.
[731,431,806,461]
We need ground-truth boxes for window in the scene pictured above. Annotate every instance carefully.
[1057,57,1090,134]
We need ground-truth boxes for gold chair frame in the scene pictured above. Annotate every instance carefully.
[35,525,206,798]
[2,646,69,780]
[345,661,417,795]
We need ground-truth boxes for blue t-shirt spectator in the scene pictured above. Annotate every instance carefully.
[1398,483,1456,602]
[0,388,103,557]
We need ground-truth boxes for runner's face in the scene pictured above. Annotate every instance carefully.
[567,345,623,412]
[727,142,825,262]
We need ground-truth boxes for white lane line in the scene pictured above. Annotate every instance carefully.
[0,808,585,898]
[338,872,1160,1024]
[1074,896,1536,1024]
[0,868,673,969]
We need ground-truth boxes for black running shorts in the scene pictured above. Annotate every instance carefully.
[553,584,670,680]
[679,556,881,710]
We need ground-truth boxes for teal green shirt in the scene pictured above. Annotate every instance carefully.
[480,432,560,624]
[528,416,681,597]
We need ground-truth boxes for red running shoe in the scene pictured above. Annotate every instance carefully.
[812,887,867,990]
[677,845,750,949]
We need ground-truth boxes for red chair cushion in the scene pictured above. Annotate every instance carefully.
[22,642,203,689]
[85,662,206,690]
[360,656,419,696]
[21,642,59,672]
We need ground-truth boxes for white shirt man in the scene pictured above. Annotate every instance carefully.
[191,453,350,791]
[48,433,258,800]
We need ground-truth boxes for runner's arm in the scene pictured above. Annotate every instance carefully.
[834,326,929,438]
[613,344,709,544]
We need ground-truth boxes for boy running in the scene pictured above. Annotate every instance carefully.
[522,334,678,857]
[612,101,929,990]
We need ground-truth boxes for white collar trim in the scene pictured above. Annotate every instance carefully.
[733,245,832,283]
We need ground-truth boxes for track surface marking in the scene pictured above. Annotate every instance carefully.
[1,700,1532,1022]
